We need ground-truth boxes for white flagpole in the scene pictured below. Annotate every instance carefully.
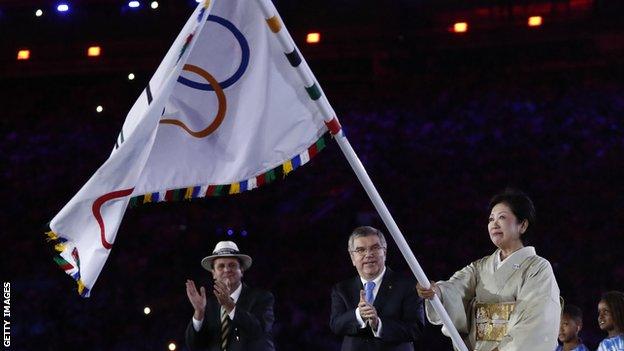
[253,0,469,350]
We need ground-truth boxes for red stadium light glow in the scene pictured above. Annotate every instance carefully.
[306,32,321,44]
[453,22,468,33]
[528,16,543,27]
[87,46,102,57]
[17,49,30,60]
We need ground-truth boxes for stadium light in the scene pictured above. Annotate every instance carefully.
[128,1,140,8]
[150,1,159,9]
[306,32,321,44]
[56,3,69,12]
[453,22,468,33]
[35,9,43,17]
[128,73,136,80]
[87,46,101,57]
[17,50,30,61]
[168,342,177,351]
[143,307,151,315]
[96,105,104,113]
[528,16,543,27]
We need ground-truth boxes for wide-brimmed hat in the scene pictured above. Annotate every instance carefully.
[201,241,252,272]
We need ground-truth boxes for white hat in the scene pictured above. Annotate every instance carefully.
[201,241,252,272]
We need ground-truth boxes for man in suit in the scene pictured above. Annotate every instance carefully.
[185,241,275,351]
[330,226,424,351]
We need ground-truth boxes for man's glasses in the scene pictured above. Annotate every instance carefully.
[351,245,385,256]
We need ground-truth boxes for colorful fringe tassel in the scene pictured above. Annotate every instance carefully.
[45,229,90,297]
[129,132,329,207]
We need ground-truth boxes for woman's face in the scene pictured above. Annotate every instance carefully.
[488,202,527,250]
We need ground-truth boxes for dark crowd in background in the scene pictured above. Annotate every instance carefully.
[2,0,624,350]
[3,65,623,350]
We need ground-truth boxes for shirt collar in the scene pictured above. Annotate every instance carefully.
[359,266,386,286]
[230,283,243,303]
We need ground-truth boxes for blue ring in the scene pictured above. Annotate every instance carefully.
[178,15,250,91]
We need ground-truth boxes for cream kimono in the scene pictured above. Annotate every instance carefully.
[425,247,560,351]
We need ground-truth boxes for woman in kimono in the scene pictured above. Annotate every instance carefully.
[597,291,624,351]
[416,189,560,351]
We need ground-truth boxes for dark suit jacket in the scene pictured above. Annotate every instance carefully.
[186,283,275,351]
[330,268,424,351]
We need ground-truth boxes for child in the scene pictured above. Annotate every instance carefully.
[598,291,624,351]
[556,304,589,351]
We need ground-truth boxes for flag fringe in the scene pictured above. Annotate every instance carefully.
[45,229,90,297]
[45,230,59,241]
[128,132,330,207]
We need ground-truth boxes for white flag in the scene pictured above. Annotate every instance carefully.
[47,0,329,296]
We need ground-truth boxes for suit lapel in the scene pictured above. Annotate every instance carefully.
[208,295,221,329]
[350,276,364,307]
[372,268,393,314]
[236,284,250,310]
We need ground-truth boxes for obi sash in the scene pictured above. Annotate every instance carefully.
[475,302,515,341]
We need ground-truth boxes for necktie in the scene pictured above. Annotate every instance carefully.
[365,281,376,304]
[220,308,230,351]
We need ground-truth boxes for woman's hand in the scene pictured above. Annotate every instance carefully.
[416,280,439,300]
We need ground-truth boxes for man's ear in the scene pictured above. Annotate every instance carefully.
[349,252,358,267]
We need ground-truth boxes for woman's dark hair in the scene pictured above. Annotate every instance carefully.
[601,291,624,331]
[488,188,536,236]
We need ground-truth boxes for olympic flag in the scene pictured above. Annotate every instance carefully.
[47,0,329,297]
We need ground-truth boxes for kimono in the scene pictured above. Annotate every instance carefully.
[598,335,624,351]
[425,246,560,351]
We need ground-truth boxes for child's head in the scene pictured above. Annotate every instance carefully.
[559,304,583,343]
[598,291,624,335]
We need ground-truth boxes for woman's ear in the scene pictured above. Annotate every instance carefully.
[519,219,529,234]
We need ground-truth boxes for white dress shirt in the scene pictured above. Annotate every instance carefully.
[355,266,386,337]
[192,283,243,331]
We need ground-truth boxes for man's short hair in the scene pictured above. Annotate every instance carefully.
[348,226,387,252]
[562,304,583,324]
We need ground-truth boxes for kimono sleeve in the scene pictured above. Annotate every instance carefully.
[425,260,479,337]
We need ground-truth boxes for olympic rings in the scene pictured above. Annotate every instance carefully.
[162,15,249,138]
[178,15,250,91]
[160,64,227,138]
[92,187,135,249]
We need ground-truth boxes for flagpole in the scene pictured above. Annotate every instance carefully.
[254,1,469,350]
[332,136,469,351]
